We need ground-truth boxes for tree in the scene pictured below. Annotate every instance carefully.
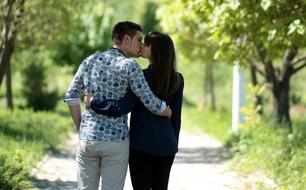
[53,0,151,71]
[141,1,161,34]
[53,2,114,71]
[0,0,84,109]
[159,0,306,130]
[157,0,217,110]
[207,0,306,131]
[0,0,26,109]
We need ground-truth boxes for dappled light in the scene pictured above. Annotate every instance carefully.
[1,0,306,189]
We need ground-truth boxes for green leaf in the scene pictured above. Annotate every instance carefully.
[260,0,272,11]
[268,29,277,41]
[288,19,304,35]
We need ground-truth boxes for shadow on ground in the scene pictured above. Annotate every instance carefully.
[49,151,75,159]
[175,146,231,164]
[30,178,77,190]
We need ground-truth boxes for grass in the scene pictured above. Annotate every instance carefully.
[0,104,73,189]
[225,116,306,190]
[0,107,72,159]
[182,106,232,142]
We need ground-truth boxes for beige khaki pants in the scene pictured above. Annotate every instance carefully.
[76,139,129,190]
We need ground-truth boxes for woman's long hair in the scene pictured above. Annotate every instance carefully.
[144,31,180,99]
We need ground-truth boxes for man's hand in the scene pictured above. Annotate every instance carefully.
[158,106,172,119]
[84,95,93,107]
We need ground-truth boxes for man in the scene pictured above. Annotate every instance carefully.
[64,21,171,190]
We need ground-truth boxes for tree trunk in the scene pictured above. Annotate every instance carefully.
[271,48,297,132]
[272,79,291,132]
[0,27,16,92]
[0,0,25,87]
[204,63,209,107]
[204,62,216,111]
[256,44,294,131]
[6,62,13,109]
[250,62,263,114]
[208,62,216,111]
[0,36,15,87]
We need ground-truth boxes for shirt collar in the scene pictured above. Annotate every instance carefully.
[110,47,126,57]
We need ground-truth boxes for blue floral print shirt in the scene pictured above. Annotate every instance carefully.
[64,48,165,142]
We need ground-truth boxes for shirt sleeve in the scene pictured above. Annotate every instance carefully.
[128,61,165,113]
[63,63,86,105]
[90,87,138,117]
[170,73,184,141]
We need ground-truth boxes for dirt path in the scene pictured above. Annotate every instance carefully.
[31,132,244,190]
[168,133,243,190]
[30,133,78,190]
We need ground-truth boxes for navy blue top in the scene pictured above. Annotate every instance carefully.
[90,69,184,156]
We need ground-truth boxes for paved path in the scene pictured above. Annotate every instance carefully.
[31,132,244,190]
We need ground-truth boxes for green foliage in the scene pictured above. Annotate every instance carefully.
[17,0,86,50]
[158,0,306,130]
[178,55,233,109]
[0,109,71,156]
[182,107,231,142]
[141,1,161,34]
[53,2,113,70]
[290,93,302,105]
[22,57,59,111]
[158,0,306,63]
[157,0,214,61]
[225,120,306,189]
[0,153,32,190]
[205,0,305,63]
[240,83,267,128]
[177,55,233,142]
[52,0,152,71]
[0,108,72,188]
[179,57,204,104]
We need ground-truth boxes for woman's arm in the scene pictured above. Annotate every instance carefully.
[89,88,138,117]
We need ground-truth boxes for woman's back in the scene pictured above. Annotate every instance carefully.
[129,69,184,156]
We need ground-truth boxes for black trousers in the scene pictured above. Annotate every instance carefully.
[129,149,175,190]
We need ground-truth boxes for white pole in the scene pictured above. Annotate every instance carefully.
[231,61,246,132]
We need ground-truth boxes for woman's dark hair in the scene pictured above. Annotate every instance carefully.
[145,31,180,99]
[112,21,142,44]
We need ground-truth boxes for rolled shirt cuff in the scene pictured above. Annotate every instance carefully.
[158,101,167,113]
[64,98,80,105]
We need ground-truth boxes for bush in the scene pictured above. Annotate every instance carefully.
[225,121,306,190]
[22,60,59,111]
[0,108,72,188]
[0,153,32,190]
[0,109,71,154]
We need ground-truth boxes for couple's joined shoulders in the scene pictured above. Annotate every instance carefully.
[82,51,138,67]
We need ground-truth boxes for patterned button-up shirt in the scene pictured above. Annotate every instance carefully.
[64,48,164,141]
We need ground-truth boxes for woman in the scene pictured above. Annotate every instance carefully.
[85,31,184,190]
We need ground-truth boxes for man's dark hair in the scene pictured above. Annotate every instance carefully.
[112,21,142,44]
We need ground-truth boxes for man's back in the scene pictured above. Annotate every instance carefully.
[83,48,135,141]
[84,48,132,102]
[65,48,163,142]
